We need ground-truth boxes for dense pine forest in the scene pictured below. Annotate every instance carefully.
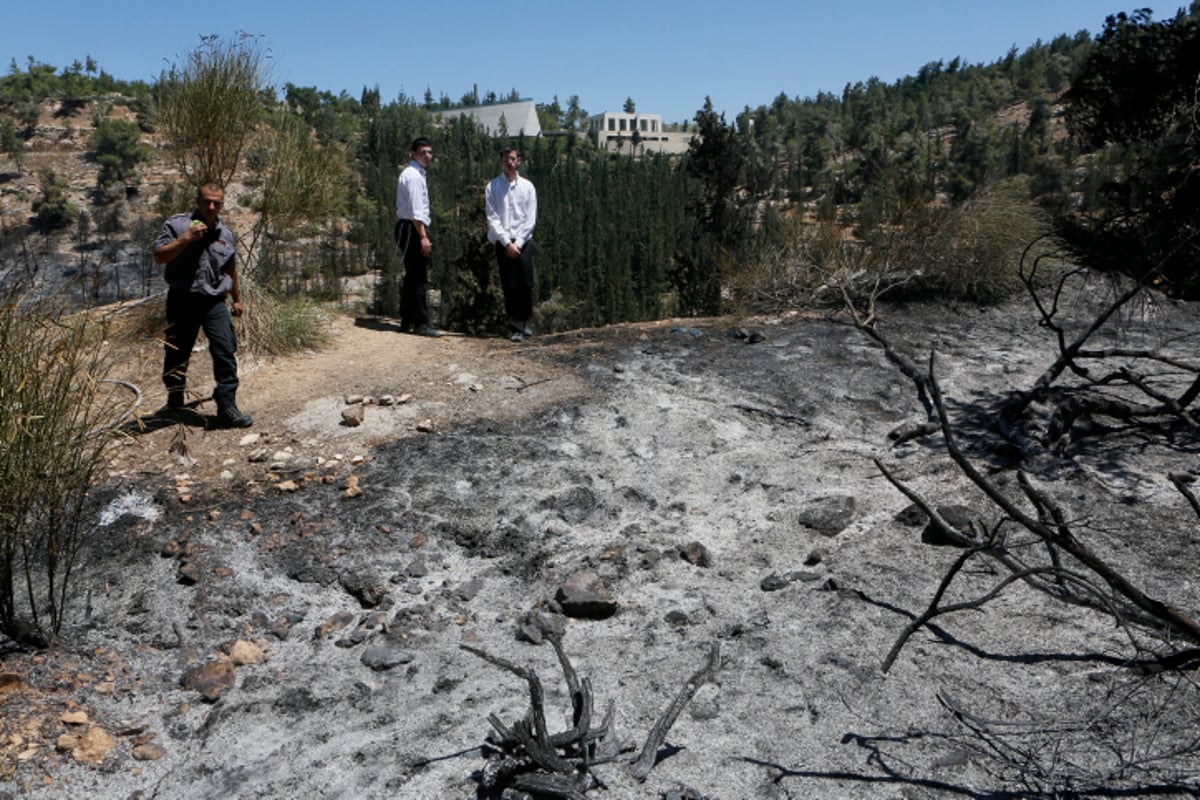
[1,4,1198,336]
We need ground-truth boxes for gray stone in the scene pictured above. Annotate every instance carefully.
[798,495,858,537]
[760,573,790,592]
[678,541,712,568]
[555,571,617,619]
[341,405,365,427]
[922,504,975,547]
[360,641,415,671]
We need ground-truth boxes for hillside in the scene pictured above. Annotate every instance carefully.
[0,95,251,306]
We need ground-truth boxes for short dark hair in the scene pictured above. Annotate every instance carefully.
[499,144,519,158]
[196,181,224,198]
[410,137,432,153]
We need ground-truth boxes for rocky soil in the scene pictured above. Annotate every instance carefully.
[2,288,1200,800]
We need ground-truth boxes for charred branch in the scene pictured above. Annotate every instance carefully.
[462,637,719,794]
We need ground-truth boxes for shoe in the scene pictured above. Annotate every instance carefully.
[511,332,524,342]
[522,325,533,337]
[158,394,190,420]
[216,405,254,428]
[416,324,443,338]
[157,404,190,421]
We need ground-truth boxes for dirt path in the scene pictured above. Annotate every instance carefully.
[106,313,603,491]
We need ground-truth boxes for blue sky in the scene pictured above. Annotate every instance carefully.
[2,1,1167,124]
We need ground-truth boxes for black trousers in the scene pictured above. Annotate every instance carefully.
[496,240,534,332]
[395,219,430,328]
[163,289,239,408]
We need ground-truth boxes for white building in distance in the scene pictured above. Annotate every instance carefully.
[437,99,541,138]
[586,111,693,155]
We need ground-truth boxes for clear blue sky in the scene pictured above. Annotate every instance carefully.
[1,1,1169,124]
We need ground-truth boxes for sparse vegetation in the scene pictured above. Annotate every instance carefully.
[30,167,76,230]
[0,285,133,639]
[152,34,270,186]
[89,117,148,194]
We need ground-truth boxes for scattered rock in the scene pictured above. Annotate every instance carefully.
[60,710,89,725]
[275,479,300,492]
[132,743,167,761]
[555,571,617,619]
[678,541,712,568]
[0,673,21,694]
[416,418,435,433]
[343,474,363,499]
[731,327,766,344]
[314,610,356,640]
[360,639,415,671]
[176,561,202,586]
[895,503,928,527]
[760,573,790,592]
[888,419,938,443]
[340,572,389,608]
[228,640,265,666]
[69,726,117,764]
[180,660,236,703]
[922,505,976,546]
[454,578,483,602]
[665,609,691,626]
[798,495,858,537]
[341,404,365,427]
[688,683,721,720]
[515,609,567,644]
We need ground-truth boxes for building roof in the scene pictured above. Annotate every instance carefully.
[437,99,541,138]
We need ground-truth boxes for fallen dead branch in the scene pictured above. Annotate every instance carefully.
[461,632,719,796]
[877,354,1200,675]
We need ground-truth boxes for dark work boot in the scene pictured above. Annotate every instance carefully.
[216,404,253,429]
[158,391,189,420]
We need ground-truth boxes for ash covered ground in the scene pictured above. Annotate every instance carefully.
[4,294,1200,799]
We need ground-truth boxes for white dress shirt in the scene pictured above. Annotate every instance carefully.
[485,173,537,248]
[396,160,431,226]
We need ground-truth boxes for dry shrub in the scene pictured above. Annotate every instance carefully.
[727,179,1051,314]
[0,287,133,638]
[884,177,1049,303]
[236,284,332,355]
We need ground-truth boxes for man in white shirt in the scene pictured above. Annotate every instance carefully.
[395,137,440,336]
[485,145,537,341]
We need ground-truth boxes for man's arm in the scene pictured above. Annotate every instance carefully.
[227,257,243,317]
[413,219,431,257]
[154,221,206,265]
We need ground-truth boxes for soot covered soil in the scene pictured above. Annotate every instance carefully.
[4,296,1200,799]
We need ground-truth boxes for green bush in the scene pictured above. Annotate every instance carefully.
[30,167,77,230]
[89,117,148,189]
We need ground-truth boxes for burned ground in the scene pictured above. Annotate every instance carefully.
[3,295,1200,799]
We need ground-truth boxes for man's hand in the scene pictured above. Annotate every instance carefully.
[231,299,244,317]
[420,235,432,257]
[505,242,522,259]
[184,220,208,243]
